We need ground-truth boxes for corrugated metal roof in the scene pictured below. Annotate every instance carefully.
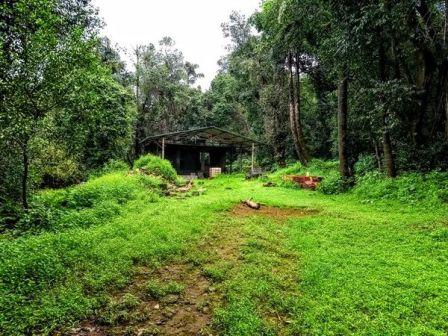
[140,126,264,148]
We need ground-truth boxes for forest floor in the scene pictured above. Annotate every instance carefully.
[53,176,448,336]
[3,175,448,335]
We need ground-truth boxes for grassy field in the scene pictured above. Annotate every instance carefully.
[1,170,448,335]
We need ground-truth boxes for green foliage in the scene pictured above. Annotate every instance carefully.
[133,39,206,151]
[0,0,136,215]
[317,174,345,195]
[268,159,340,190]
[133,155,177,182]
[268,160,448,204]
[353,171,448,205]
[33,143,82,187]
[354,154,378,176]
[12,171,162,235]
[64,173,139,208]
[95,160,130,176]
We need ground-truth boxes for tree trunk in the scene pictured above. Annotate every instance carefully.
[444,0,448,47]
[445,89,448,139]
[379,41,397,177]
[287,53,308,165]
[294,52,310,162]
[134,47,143,158]
[382,114,396,177]
[337,65,350,180]
[373,139,382,170]
[445,0,448,138]
[21,138,29,210]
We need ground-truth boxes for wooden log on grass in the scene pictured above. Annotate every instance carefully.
[242,199,261,210]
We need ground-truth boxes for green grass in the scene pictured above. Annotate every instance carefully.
[145,280,185,299]
[1,172,447,335]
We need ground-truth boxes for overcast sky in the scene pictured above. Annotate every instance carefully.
[92,0,261,89]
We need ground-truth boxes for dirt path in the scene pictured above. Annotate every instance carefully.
[61,203,308,336]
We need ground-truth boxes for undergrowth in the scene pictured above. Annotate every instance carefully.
[266,159,448,206]
[6,155,175,236]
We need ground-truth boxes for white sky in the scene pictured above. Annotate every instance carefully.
[92,0,261,90]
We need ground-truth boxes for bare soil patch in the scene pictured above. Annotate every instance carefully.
[63,263,216,336]
[61,219,245,336]
[231,203,318,221]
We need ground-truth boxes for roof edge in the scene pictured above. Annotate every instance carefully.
[139,126,266,146]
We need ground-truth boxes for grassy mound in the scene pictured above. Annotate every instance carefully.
[13,157,178,235]
[134,154,177,182]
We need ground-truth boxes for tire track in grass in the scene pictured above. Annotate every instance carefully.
[213,204,307,336]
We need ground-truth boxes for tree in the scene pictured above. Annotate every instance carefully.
[0,0,135,210]
[132,38,205,156]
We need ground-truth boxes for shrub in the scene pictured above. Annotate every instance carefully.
[92,160,130,177]
[11,170,165,235]
[354,154,378,176]
[134,155,177,182]
[352,171,448,205]
[34,144,82,188]
[0,199,23,232]
[318,173,345,195]
[14,203,60,234]
[65,173,139,209]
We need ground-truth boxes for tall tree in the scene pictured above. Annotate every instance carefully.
[338,65,350,180]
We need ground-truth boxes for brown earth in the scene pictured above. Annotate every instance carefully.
[231,203,318,221]
[63,262,216,336]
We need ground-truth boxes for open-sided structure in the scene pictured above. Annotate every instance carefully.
[140,126,263,177]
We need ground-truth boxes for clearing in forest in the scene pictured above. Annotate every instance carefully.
[3,176,448,336]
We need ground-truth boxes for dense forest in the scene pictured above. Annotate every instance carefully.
[2,0,448,226]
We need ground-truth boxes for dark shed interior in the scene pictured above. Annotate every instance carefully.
[140,127,263,177]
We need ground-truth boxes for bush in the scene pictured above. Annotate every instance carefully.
[0,198,22,232]
[318,174,345,195]
[354,154,378,176]
[65,173,139,209]
[101,160,130,175]
[34,144,82,188]
[134,155,177,182]
[267,159,340,190]
[10,170,165,235]
[352,171,448,205]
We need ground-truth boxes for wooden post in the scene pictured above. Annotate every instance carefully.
[251,143,255,173]
[161,138,165,159]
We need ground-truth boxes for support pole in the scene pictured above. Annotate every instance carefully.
[251,143,255,173]
[161,138,165,159]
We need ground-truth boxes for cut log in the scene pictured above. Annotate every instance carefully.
[242,199,261,210]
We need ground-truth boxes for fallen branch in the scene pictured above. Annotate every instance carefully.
[242,199,261,210]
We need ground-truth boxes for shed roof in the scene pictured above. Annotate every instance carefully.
[140,126,264,149]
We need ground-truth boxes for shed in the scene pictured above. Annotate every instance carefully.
[140,126,263,177]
